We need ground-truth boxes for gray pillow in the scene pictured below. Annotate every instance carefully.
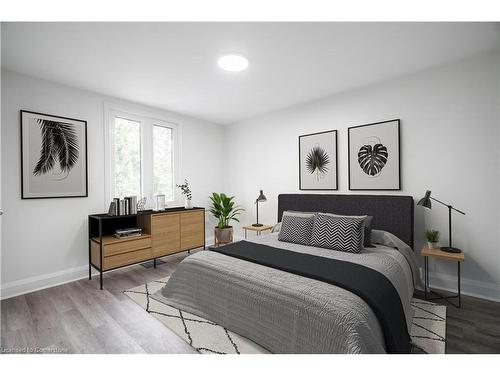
[311,213,365,253]
[277,211,315,245]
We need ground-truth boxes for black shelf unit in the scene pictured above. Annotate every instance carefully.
[88,207,205,289]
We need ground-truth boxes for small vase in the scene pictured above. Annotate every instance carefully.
[428,242,439,249]
[184,198,193,209]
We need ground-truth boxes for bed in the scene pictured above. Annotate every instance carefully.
[154,194,419,354]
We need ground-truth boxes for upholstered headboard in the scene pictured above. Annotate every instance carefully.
[277,194,414,248]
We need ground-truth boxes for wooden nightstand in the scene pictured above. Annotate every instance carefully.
[243,225,273,239]
[421,246,465,308]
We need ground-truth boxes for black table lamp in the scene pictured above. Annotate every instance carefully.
[252,190,267,227]
[417,190,466,253]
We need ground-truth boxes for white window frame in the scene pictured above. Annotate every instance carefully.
[104,102,181,206]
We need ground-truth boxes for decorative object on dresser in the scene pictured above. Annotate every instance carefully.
[137,197,147,211]
[299,130,338,190]
[243,224,273,239]
[421,245,464,308]
[425,229,440,249]
[88,207,205,289]
[417,190,465,253]
[177,179,193,209]
[114,227,142,239]
[348,119,400,190]
[20,110,88,199]
[209,193,244,247]
[252,190,267,227]
[154,194,166,211]
[108,196,139,216]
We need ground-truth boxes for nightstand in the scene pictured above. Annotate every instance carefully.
[421,246,465,308]
[243,225,273,239]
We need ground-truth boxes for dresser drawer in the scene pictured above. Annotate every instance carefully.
[104,237,151,257]
[152,213,180,256]
[103,247,152,270]
[180,210,204,250]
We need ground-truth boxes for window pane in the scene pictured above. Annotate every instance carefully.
[114,117,141,198]
[153,125,173,201]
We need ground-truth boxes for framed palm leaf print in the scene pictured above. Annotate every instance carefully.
[299,130,338,190]
[21,110,88,199]
[348,119,400,190]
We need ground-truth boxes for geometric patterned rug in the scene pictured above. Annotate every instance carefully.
[124,277,446,354]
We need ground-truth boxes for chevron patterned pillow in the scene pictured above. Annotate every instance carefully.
[278,212,314,245]
[311,213,365,253]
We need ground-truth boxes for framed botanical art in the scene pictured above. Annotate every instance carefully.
[299,130,338,190]
[20,110,88,199]
[348,119,400,190]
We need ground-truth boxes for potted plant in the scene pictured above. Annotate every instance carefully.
[209,192,244,245]
[425,230,440,249]
[177,179,193,209]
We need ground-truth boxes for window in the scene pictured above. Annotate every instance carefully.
[106,105,179,203]
[114,117,142,198]
[153,124,174,201]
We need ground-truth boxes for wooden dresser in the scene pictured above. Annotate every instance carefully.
[88,207,205,289]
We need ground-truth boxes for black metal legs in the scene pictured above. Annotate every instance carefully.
[424,256,461,308]
[153,258,157,268]
[99,218,103,290]
[424,256,428,300]
[89,264,92,280]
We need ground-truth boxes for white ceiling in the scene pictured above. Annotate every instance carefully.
[2,22,499,125]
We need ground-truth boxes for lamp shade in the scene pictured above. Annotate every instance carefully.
[256,190,267,202]
[417,190,432,209]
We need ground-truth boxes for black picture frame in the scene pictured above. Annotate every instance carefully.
[348,119,401,191]
[299,129,338,191]
[20,110,88,199]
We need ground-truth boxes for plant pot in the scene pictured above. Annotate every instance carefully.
[184,198,193,209]
[427,241,439,249]
[215,226,233,245]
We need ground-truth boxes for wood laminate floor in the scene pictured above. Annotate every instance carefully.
[1,249,500,354]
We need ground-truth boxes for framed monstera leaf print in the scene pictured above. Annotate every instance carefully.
[348,119,400,190]
[20,110,88,199]
[299,130,338,190]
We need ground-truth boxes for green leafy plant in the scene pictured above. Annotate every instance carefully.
[425,230,440,243]
[176,179,192,200]
[209,193,244,229]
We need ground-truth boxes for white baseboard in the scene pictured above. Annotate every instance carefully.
[1,265,92,300]
[428,272,500,303]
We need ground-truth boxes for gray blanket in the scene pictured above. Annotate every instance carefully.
[155,231,419,353]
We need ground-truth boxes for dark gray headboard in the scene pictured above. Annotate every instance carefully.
[278,194,414,248]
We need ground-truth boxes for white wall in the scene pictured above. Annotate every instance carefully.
[226,52,500,302]
[1,70,225,298]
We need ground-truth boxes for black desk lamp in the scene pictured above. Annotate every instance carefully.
[252,190,267,227]
[417,190,465,253]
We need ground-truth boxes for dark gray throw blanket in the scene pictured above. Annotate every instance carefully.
[212,240,411,353]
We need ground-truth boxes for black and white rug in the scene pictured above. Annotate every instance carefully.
[124,277,446,354]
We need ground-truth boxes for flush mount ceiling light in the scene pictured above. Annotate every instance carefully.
[217,54,249,72]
